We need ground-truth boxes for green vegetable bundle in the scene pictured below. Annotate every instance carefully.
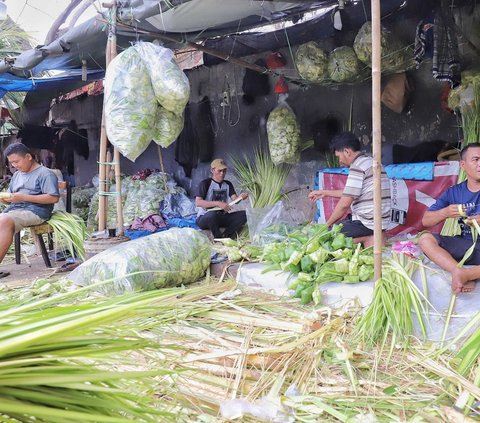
[69,228,211,294]
[266,101,301,165]
[295,41,328,82]
[261,223,374,304]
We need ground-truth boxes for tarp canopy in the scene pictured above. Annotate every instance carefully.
[0,0,436,108]
[1,0,335,76]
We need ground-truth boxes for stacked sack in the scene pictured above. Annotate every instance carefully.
[105,42,190,161]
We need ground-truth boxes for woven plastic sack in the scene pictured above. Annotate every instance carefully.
[104,47,156,161]
[134,42,190,115]
[295,42,328,82]
[328,46,361,82]
[152,106,184,148]
[69,228,211,294]
[266,98,301,165]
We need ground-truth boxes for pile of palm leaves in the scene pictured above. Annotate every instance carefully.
[232,147,292,208]
[3,273,480,422]
[48,211,89,261]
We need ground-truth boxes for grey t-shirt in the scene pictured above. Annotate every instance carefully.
[5,166,60,220]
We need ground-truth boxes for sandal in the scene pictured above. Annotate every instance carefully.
[0,271,10,279]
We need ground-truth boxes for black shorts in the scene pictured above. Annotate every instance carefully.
[433,234,480,265]
[339,218,373,238]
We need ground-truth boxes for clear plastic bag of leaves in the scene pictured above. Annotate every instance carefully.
[295,41,328,82]
[69,228,211,295]
[134,41,190,116]
[152,106,184,148]
[104,47,156,161]
[328,46,361,83]
[266,97,301,165]
[353,21,412,73]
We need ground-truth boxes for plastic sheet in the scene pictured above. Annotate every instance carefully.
[104,47,156,161]
[70,228,211,295]
[160,192,197,219]
[247,201,297,245]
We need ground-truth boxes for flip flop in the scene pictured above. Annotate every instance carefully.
[0,271,10,279]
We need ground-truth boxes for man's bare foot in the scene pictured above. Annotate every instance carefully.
[461,280,476,293]
[451,268,471,294]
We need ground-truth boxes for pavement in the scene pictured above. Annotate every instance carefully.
[0,253,74,289]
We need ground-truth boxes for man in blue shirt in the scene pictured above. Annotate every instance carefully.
[0,143,59,278]
[419,143,480,294]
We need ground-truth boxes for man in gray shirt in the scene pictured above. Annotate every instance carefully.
[0,143,59,278]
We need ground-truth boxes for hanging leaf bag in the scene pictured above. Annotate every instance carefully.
[267,99,301,165]
[104,47,156,161]
[295,41,328,82]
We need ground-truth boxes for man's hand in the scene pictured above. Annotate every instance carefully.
[217,201,231,212]
[239,192,248,200]
[445,204,467,219]
[308,190,325,201]
[6,193,25,203]
[465,215,480,226]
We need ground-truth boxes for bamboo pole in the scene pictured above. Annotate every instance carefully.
[371,0,382,280]
[98,1,123,235]
[109,0,124,236]
[97,41,110,232]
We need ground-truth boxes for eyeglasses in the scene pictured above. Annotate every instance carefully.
[214,168,227,173]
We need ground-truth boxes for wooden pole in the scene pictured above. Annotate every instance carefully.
[110,0,124,236]
[371,0,382,280]
[157,145,168,193]
[97,40,110,232]
[98,1,123,235]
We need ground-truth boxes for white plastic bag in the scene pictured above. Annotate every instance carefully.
[152,106,184,148]
[104,47,157,161]
[134,42,190,115]
[70,228,211,295]
[266,97,301,165]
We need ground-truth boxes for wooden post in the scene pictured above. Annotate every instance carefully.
[371,0,382,281]
[98,0,123,235]
[109,0,124,236]
[97,38,110,232]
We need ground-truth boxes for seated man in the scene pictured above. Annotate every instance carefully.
[0,143,59,278]
[308,132,391,247]
[419,143,480,294]
[195,158,248,239]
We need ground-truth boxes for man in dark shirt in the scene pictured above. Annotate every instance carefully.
[195,159,248,239]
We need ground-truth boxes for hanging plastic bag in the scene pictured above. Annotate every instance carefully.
[353,21,411,72]
[69,228,211,295]
[152,106,184,148]
[134,41,190,115]
[295,41,328,82]
[266,96,301,165]
[328,46,361,83]
[104,47,156,161]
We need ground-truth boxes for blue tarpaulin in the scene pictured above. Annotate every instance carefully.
[319,161,435,181]
[0,71,104,98]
